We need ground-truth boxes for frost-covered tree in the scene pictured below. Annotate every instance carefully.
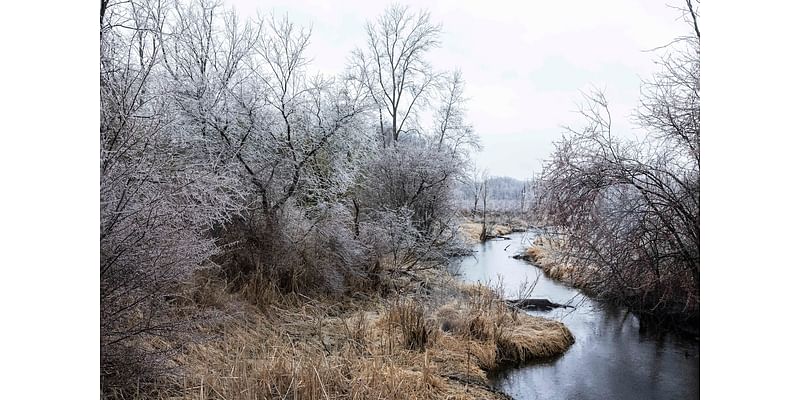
[100,2,481,394]
[251,15,371,211]
[352,4,442,145]
[349,5,478,254]
[433,70,479,158]
[100,0,247,391]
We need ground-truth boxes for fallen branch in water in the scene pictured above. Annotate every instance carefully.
[506,298,575,311]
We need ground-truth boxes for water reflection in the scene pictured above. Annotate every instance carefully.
[455,233,700,400]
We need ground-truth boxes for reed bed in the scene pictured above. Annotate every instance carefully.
[122,269,573,400]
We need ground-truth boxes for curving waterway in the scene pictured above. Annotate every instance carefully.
[454,231,699,400]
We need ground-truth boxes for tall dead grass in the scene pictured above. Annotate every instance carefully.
[525,236,593,287]
[113,269,573,400]
[460,222,518,243]
[439,282,575,369]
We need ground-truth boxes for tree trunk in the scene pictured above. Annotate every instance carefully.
[353,197,360,237]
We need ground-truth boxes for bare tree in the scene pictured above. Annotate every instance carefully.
[159,0,263,208]
[349,5,478,261]
[247,15,371,213]
[533,2,700,326]
[479,172,489,242]
[462,164,486,217]
[639,1,700,166]
[352,4,442,145]
[434,69,480,158]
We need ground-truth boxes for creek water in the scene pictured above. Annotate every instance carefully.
[453,231,699,400]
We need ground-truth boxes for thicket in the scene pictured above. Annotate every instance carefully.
[533,1,700,328]
[100,0,478,395]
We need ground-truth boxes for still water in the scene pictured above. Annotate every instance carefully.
[455,231,700,400]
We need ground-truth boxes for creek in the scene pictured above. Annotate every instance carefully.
[454,231,700,400]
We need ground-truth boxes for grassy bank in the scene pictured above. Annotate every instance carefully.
[117,267,574,400]
[524,236,591,288]
[460,214,529,244]
[524,236,700,337]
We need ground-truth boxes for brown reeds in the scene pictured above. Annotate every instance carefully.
[525,237,589,287]
[114,268,573,400]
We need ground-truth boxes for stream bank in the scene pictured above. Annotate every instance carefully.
[454,231,700,400]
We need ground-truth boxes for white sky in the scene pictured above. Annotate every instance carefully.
[227,0,691,179]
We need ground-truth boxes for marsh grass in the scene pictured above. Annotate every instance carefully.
[526,237,590,286]
[108,268,573,400]
[460,219,526,244]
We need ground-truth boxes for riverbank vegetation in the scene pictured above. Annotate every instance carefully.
[99,0,703,395]
[100,0,573,397]
[105,267,572,399]
[523,237,585,286]
[530,1,700,330]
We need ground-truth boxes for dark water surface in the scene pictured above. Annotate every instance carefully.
[454,231,699,400]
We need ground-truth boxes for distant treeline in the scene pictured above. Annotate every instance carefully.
[456,176,535,214]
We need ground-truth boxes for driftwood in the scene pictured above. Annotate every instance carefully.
[506,298,575,311]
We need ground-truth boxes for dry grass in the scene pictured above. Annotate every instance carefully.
[460,222,484,243]
[525,236,594,287]
[441,282,574,369]
[124,268,573,400]
[384,299,438,351]
[493,224,513,236]
[459,222,520,243]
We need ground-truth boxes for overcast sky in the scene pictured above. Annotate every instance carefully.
[227,0,691,180]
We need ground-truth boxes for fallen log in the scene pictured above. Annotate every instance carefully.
[506,298,575,311]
